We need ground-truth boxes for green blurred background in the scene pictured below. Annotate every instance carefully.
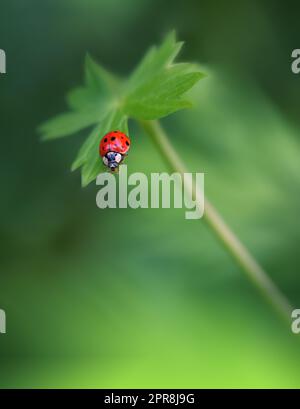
[1,0,300,388]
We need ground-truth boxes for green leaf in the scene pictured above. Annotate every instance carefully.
[66,86,105,112]
[39,110,105,140]
[124,68,204,120]
[67,55,120,112]
[125,99,193,120]
[123,32,205,120]
[71,122,104,172]
[84,54,119,94]
[39,54,119,140]
[40,32,205,187]
[126,31,183,92]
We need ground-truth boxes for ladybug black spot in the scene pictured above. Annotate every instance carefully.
[125,141,130,146]
[111,136,116,141]
[114,130,118,133]
[104,138,107,142]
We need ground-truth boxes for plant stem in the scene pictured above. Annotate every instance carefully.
[140,119,293,323]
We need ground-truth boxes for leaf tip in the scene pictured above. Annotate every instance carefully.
[37,123,49,142]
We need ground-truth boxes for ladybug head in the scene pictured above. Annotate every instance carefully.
[103,151,123,172]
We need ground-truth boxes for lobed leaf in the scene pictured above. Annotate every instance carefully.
[40,32,205,187]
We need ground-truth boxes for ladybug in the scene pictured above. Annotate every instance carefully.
[99,130,131,172]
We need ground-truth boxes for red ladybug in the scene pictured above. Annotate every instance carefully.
[99,130,131,172]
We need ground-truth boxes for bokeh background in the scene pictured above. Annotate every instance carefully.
[1,0,300,388]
